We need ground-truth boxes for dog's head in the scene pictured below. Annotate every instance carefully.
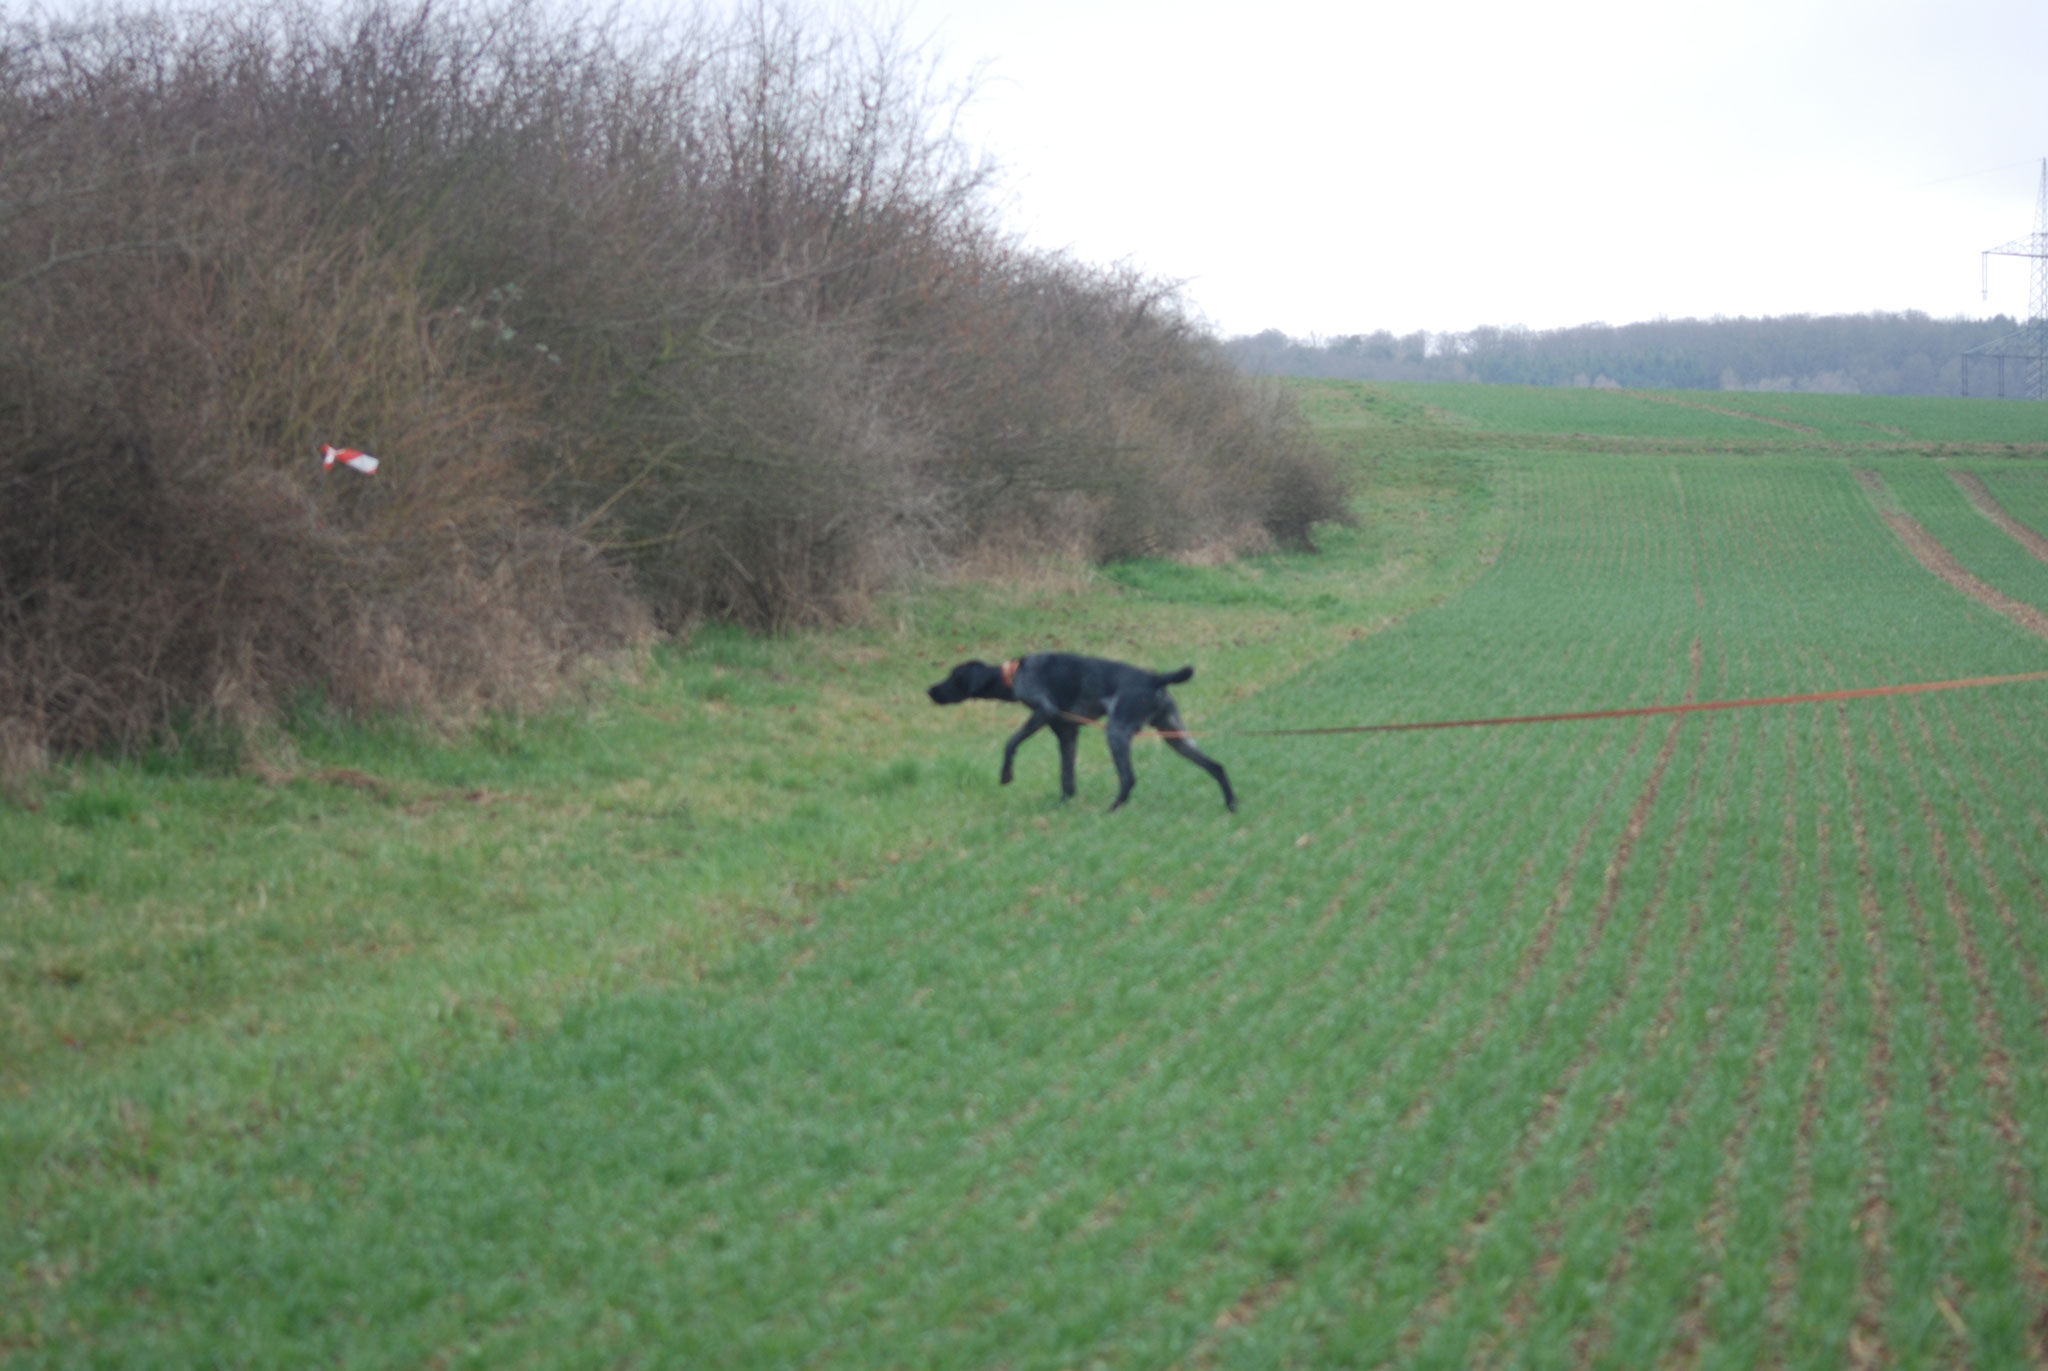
[928,659,1013,705]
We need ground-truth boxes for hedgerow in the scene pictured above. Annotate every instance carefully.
[0,0,1347,762]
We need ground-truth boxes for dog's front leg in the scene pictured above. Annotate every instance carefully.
[999,713,1049,786]
[1053,720,1081,799]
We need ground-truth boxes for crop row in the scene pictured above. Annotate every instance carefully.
[18,446,2048,1367]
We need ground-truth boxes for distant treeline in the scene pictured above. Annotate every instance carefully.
[1225,312,2024,396]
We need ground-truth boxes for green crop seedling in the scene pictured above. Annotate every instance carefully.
[6,383,2048,1367]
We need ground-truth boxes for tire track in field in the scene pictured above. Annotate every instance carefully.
[1666,464,1860,1367]
[1883,693,2048,1364]
[1942,694,2048,1039]
[1838,701,1897,1370]
[1888,734,1971,1370]
[1619,389,1823,435]
[1195,470,1707,1364]
[1089,665,1587,1359]
[1675,462,1972,1368]
[1399,481,1706,1362]
[1747,483,1915,1367]
[1761,709,1848,1370]
[1913,695,2048,1358]
[1172,723,1614,1366]
[1666,683,1809,1366]
[1825,618,1976,1371]
[1577,709,1767,1368]
[1483,708,1726,1367]
[1193,492,1700,1365]
[1561,480,1746,1366]
[1981,690,2048,860]
[1394,610,1678,1101]
[1550,633,1704,1010]
[1959,695,2048,1365]
[1922,697,2048,1041]
[1559,485,1740,1361]
[1471,716,1708,1363]
[1856,469,2048,642]
[1393,634,1703,1360]
[1953,471,2048,565]
[1167,728,1523,1169]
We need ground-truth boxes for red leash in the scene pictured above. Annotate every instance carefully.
[1096,669,2048,741]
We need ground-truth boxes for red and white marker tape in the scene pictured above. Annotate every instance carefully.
[320,444,380,475]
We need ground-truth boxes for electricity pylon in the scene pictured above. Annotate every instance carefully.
[1963,158,2048,400]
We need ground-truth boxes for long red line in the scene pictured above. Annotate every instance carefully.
[1135,669,2048,740]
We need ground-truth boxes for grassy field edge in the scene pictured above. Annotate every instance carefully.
[1,383,1502,1285]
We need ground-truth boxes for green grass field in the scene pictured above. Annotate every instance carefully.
[7,383,2048,1368]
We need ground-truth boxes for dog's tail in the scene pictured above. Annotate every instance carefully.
[1153,665,1195,687]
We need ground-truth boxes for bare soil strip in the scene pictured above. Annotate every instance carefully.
[1838,704,1895,1370]
[1982,693,2048,858]
[1523,714,1729,1366]
[1398,638,1703,1358]
[1665,698,1803,1367]
[1497,713,1656,1006]
[1580,713,1754,1367]
[1881,700,1971,1369]
[1948,696,2048,1034]
[1862,465,2048,1194]
[1953,472,2048,566]
[1763,717,1846,1368]
[1177,723,1608,1362]
[1885,695,2048,1364]
[1927,701,2048,1035]
[1619,390,1824,435]
[1915,698,2048,1361]
[1856,470,2048,642]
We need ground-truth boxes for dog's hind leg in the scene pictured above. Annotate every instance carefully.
[1163,735,1236,811]
[1156,703,1236,811]
[1104,719,1141,810]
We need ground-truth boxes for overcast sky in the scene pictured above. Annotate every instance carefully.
[893,0,2048,339]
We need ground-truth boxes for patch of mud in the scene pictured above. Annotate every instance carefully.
[1953,471,2048,566]
[1856,471,2048,642]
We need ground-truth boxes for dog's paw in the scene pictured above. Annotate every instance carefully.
[999,769,1013,786]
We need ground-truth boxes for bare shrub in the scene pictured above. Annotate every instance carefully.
[0,11,648,755]
[0,0,1346,757]
[901,254,1351,564]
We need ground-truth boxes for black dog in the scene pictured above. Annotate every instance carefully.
[928,653,1235,811]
